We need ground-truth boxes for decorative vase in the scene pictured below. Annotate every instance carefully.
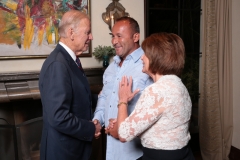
[103,55,109,68]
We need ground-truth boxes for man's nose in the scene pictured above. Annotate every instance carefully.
[89,33,93,40]
[112,37,117,45]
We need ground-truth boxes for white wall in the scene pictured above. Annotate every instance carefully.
[0,0,144,73]
[232,0,240,149]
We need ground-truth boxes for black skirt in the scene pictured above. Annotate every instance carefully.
[142,146,195,160]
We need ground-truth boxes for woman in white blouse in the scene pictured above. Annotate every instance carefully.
[117,32,195,160]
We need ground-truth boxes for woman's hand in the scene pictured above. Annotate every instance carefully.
[105,118,119,139]
[118,76,140,103]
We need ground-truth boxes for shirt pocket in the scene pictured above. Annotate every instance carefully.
[101,75,115,98]
[103,75,114,85]
[132,78,147,92]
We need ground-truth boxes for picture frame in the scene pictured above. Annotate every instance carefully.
[0,0,91,60]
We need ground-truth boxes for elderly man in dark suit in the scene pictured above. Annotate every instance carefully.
[39,10,101,160]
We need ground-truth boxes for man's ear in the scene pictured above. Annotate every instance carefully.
[67,28,74,40]
[133,33,140,43]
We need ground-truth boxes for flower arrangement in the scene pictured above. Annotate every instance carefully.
[92,45,116,60]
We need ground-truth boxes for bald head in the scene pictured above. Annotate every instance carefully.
[58,10,93,55]
[58,10,89,38]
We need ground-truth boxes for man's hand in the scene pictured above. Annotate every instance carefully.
[93,119,101,139]
[105,118,119,139]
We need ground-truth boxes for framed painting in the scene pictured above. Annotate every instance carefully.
[0,0,91,59]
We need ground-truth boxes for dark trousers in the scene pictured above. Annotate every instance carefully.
[142,146,195,160]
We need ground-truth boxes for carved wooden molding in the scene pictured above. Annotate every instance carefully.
[0,68,104,103]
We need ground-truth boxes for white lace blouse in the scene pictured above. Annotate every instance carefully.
[118,75,192,150]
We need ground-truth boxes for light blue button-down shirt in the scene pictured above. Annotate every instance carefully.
[93,47,153,160]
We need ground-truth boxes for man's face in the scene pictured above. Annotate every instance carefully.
[111,21,139,59]
[72,18,93,56]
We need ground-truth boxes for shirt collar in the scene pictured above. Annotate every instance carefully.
[59,42,77,62]
[113,47,143,64]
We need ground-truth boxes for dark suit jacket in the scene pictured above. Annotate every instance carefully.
[39,44,95,160]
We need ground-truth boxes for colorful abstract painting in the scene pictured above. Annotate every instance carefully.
[0,0,89,58]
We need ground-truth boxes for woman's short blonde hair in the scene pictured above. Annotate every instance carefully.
[141,32,185,76]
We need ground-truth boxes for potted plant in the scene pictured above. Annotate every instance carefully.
[93,45,116,67]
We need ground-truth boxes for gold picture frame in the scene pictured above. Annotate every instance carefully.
[0,0,91,59]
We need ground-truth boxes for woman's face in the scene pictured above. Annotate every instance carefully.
[141,53,150,74]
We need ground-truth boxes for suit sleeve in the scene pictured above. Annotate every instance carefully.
[42,61,95,141]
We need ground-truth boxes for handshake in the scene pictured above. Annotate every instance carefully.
[92,118,118,139]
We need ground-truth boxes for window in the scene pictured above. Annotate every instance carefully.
[145,0,201,54]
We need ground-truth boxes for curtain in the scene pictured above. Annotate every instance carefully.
[199,0,233,160]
